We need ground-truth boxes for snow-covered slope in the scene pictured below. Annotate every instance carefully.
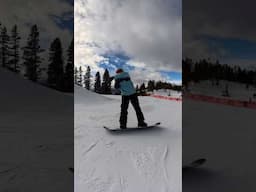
[75,87,182,192]
[151,89,182,98]
[189,80,256,101]
[75,85,113,105]
[183,99,256,192]
[0,68,73,191]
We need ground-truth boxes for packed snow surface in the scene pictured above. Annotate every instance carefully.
[0,68,73,191]
[184,81,256,192]
[189,80,256,101]
[150,89,182,98]
[75,86,182,192]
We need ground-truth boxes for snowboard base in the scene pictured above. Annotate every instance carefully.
[104,122,161,132]
[68,167,74,173]
[182,158,207,170]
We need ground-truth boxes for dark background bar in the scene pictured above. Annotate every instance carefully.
[183,0,256,191]
[0,0,74,191]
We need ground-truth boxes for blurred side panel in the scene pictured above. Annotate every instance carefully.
[183,0,256,191]
[0,0,74,191]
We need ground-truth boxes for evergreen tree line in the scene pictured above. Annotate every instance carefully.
[0,23,20,72]
[137,80,181,95]
[74,65,181,95]
[74,67,112,94]
[0,23,74,92]
[183,58,256,87]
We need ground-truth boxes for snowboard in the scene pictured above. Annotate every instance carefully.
[182,158,207,170]
[104,122,161,132]
[68,167,74,173]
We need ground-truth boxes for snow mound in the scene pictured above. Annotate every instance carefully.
[0,67,72,111]
[0,67,73,191]
[75,85,112,105]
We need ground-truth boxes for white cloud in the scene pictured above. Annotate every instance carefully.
[129,67,181,85]
[75,0,182,75]
[183,0,256,67]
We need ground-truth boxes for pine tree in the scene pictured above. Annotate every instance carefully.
[155,81,161,90]
[102,69,111,94]
[147,80,155,92]
[74,66,78,85]
[47,38,64,90]
[64,39,74,92]
[140,83,146,94]
[94,71,101,93]
[9,25,21,72]
[84,66,91,90]
[22,25,44,82]
[0,26,10,68]
[77,66,83,86]
[135,85,139,93]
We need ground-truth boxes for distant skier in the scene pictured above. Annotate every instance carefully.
[111,68,147,129]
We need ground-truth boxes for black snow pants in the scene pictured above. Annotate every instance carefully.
[120,93,145,126]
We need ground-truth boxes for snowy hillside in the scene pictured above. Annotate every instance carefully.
[0,68,73,191]
[150,89,182,98]
[75,85,113,105]
[75,86,182,192]
[183,99,256,191]
[189,80,256,101]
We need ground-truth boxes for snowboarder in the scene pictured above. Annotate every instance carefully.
[110,68,148,129]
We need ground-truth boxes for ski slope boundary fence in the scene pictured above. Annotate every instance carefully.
[185,93,256,109]
[151,94,182,101]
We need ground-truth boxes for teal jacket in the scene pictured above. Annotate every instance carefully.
[114,72,136,96]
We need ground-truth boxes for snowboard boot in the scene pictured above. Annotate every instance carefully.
[120,124,127,129]
[138,121,148,128]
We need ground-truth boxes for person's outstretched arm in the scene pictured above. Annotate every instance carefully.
[109,76,115,82]
[109,76,120,89]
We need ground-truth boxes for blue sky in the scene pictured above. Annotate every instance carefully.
[98,52,181,84]
[192,35,256,69]
[99,53,135,73]
[50,0,73,32]
[52,13,74,32]
[160,71,182,83]
[202,36,256,60]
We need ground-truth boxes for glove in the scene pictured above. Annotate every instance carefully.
[109,76,115,81]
